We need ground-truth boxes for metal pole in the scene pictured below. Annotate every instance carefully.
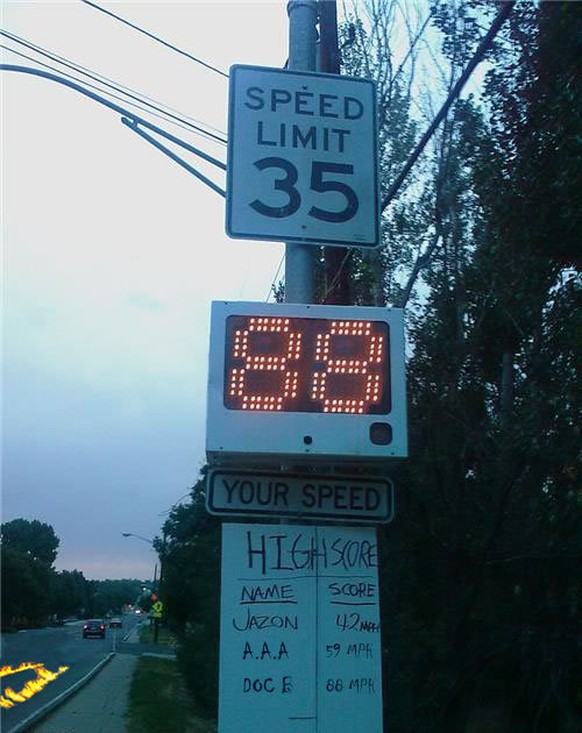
[154,531,166,643]
[158,531,166,598]
[318,0,351,305]
[285,0,318,304]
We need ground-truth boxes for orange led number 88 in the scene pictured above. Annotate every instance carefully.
[224,315,390,415]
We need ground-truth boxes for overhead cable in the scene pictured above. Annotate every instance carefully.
[80,0,229,79]
[321,249,354,304]
[122,117,225,198]
[0,43,224,148]
[381,0,515,212]
[391,11,433,87]
[1,29,227,145]
[1,65,226,198]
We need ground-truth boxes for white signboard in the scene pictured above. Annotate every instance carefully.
[226,64,379,247]
[207,468,394,523]
[219,523,384,733]
[205,301,408,467]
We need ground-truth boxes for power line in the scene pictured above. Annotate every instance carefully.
[266,255,285,303]
[391,11,433,88]
[80,0,229,79]
[0,43,224,151]
[1,64,226,199]
[121,117,225,198]
[0,29,227,145]
[321,249,354,304]
[381,1,515,211]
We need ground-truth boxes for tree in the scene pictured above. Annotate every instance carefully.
[50,570,90,619]
[1,518,60,628]
[87,578,148,617]
[1,518,60,567]
[1,548,52,628]
[159,469,222,716]
[376,2,582,731]
[483,0,582,267]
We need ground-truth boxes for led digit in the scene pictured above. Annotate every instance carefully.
[226,317,301,411]
[312,320,385,414]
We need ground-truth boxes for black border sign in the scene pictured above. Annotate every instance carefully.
[226,64,379,247]
[205,301,408,467]
[206,468,395,523]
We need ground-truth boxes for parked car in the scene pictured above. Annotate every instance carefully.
[82,619,106,639]
[109,617,122,629]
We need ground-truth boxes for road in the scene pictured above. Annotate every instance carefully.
[1,614,142,733]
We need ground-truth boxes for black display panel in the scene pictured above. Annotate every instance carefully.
[223,314,391,414]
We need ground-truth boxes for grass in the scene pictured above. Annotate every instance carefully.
[126,656,217,733]
[138,621,176,646]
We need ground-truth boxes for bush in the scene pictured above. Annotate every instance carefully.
[177,623,219,718]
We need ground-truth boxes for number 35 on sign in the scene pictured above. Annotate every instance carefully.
[226,65,379,248]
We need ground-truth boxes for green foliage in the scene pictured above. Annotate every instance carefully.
[373,3,582,731]
[176,623,219,718]
[1,517,59,566]
[483,1,582,264]
[160,471,221,716]
[50,569,90,619]
[88,578,150,617]
[1,518,61,627]
[1,547,52,627]
[127,657,216,733]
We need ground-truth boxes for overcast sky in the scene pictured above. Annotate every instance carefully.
[1,0,299,580]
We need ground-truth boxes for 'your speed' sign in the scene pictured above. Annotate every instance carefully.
[226,64,379,247]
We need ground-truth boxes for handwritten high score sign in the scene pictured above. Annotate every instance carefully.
[206,301,407,466]
[226,65,379,247]
[218,523,383,733]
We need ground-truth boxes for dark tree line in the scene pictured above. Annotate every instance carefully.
[134,2,582,731]
[1,517,151,628]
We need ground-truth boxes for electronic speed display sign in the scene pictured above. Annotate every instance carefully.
[226,64,379,247]
[206,301,407,466]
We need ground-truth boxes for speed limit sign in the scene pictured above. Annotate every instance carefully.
[226,65,379,248]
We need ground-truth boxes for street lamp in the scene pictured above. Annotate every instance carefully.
[158,491,190,516]
[122,532,154,545]
[122,531,161,585]
[122,530,167,643]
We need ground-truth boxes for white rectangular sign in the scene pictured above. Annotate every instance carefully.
[207,469,394,523]
[226,64,379,247]
[218,523,384,733]
[205,301,408,467]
